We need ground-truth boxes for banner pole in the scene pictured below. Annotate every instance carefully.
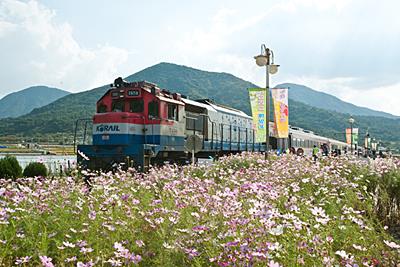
[265,50,270,160]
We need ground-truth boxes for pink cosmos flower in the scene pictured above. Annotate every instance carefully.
[77,260,94,267]
[65,256,77,262]
[335,250,350,259]
[268,260,281,267]
[135,240,145,247]
[106,258,122,266]
[88,210,96,220]
[15,256,31,265]
[39,256,54,267]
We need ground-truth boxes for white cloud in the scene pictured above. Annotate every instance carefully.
[0,0,129,95]
[169,0,400,116]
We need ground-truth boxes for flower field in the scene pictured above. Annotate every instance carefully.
[1,153,400,266]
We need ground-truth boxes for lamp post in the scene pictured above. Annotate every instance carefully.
[254,44,279,159]
[349,116,355,154]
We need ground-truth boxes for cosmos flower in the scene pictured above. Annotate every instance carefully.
[384,240,400,249]
[39,256,54,267]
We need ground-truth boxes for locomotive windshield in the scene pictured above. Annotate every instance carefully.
[112,100,125,112]
[130,99,144,113]
[97,104,107,113]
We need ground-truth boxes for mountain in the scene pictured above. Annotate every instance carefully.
[278,83,398,119]
[126,62,255,114]
[0,86,70,119]
[0,62,399,150]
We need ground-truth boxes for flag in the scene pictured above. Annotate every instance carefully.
[271,88,289,138]
[248,88,266,143]
[346,128,359,144]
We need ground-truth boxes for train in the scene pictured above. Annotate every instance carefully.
[76,77,349,170]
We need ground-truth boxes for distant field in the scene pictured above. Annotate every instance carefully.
[0,147,36,153]
[0,145,75,155]
[42,145,75,155]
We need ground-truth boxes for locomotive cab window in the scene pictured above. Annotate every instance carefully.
[148,101,159,118]
[130,99,144,113]
[97,104,107,113]
[112,100,125,112]
[167,104,178,121]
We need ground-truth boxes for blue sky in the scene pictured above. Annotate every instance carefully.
[1,0,400,115]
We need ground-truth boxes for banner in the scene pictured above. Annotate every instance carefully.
[346,128,359,144]
[365,137,371,149]
[271,88,289,138]
[248,88,266,143]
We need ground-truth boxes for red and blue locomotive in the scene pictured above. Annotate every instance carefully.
[77,77,267,170]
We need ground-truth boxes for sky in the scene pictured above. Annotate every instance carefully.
[0,0,400,115]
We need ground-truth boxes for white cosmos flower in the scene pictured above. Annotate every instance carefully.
[384,240,400,249]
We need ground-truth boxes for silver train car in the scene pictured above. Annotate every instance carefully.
[287,126,350,156]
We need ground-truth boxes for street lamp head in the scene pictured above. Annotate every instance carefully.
[349,117,355,124]
[269,64,280,74]
[254,55,268,66]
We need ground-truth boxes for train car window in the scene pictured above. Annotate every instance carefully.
[148,101,159,118]
[111,100,125,112]
[167,104,178,121]
[130,99,144,113]
[97,104,107,113]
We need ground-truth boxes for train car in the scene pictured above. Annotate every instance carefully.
[76,77,350,171]
[77,78,267,171]
[288,126,349,156]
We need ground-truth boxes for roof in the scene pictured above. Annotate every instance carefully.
[181,98,216,112]
[208,102,251,119]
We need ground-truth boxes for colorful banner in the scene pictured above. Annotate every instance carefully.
[248,88,266,143]
[271,88,289,138]
[346,128,359,144]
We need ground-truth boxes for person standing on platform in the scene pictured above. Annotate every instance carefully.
[312,145,319,162]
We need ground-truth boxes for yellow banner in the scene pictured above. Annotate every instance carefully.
[271,88,289,138]
[248,88,266,143]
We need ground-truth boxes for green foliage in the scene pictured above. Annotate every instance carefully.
[0,156,22,180]
[0,86,69,119]
[0,63,398,151]
[23,162,48,177]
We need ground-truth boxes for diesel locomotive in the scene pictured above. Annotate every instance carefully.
[76,77,349,170]
[77,78,268,170]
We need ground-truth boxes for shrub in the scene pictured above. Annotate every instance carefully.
[23,162,48,177]
[0,156,22,180]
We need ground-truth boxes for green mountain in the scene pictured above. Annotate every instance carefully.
[0,62,399,150]
[278,83,398,119]
[0,86,70,119]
